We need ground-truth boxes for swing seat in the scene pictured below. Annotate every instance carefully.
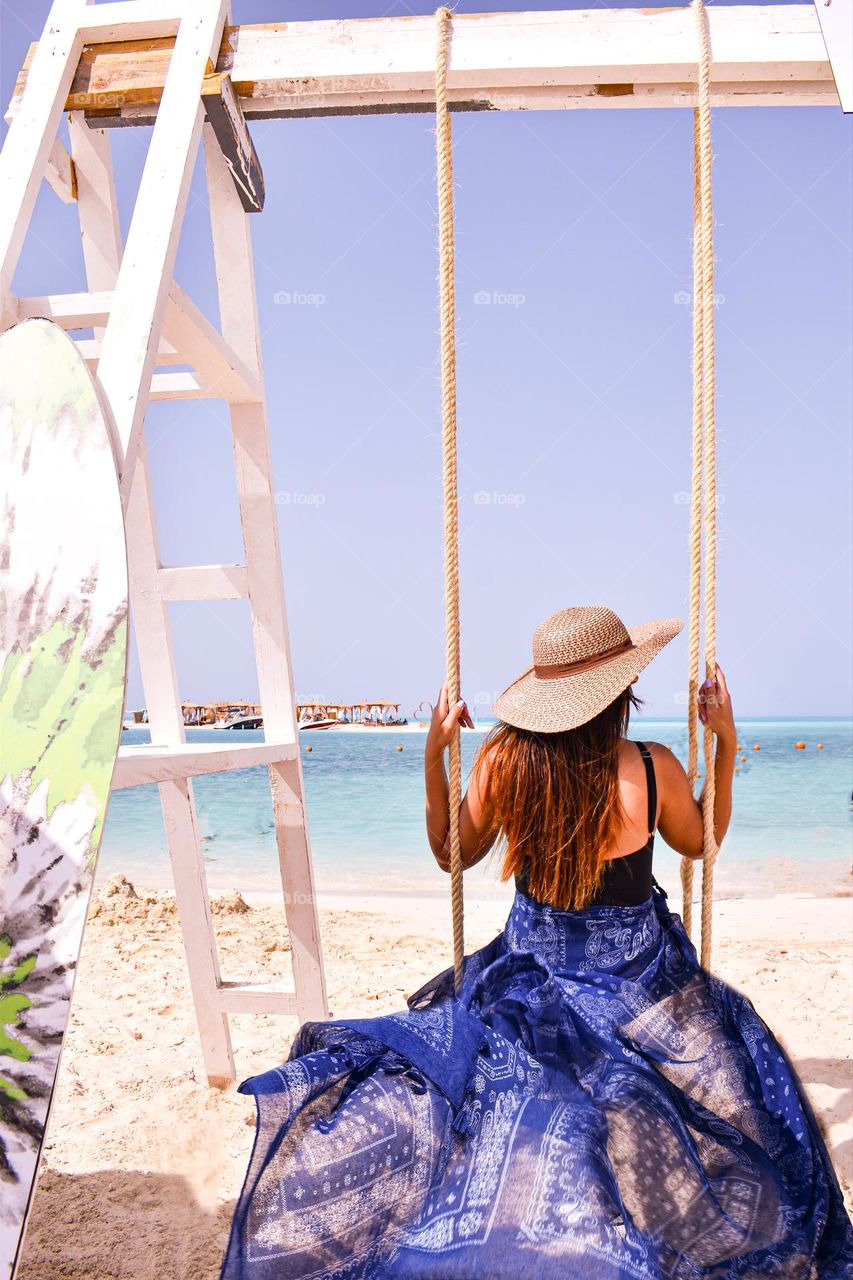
[221,884,853,1279]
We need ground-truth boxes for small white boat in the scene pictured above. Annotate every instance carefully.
[298,718,338,731]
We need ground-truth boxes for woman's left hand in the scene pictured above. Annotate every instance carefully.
[426,683,474,758]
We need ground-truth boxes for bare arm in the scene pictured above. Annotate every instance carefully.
[424,685,497,872]
[657,663,737,859]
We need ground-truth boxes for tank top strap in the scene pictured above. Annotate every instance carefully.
[634,741,657,841]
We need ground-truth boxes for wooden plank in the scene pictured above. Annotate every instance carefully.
[149,371,220,400]
[158,779,235,1087]
[0,0,86,303]
[204,123,328,1025]
[93,0,229,491]
[76,0,181,44]
[76,335,181,367]
[7,6,837,125]
[217,982,297,1016]
[201,72,265,212]
[159,563,249,601]
[813,0,852,113]
[162,281,263,402]
[17,289,113,327]
[45,136,77,203]
[113,739,298,789]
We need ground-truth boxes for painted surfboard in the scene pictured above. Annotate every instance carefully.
[0,319,129,1279]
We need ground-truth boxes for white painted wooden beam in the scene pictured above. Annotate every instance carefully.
[17,289,112,327]
[113,739,298,789]
[0,0,87,303]
[813,0,852,112]
[204,123,328,1025]
[76,0,181,44]
[8,6,837,125]
[159,564,249,601]
[45,136,77,203]
[93,0,229,491]
[162,281,263,403]
[76,335,181,367]
[217,982,297,1016]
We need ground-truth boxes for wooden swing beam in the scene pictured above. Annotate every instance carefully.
[8,5,839,125]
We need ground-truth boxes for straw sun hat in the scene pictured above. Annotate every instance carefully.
[493,605,683,734]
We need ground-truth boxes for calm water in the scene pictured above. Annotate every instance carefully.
[103,719,853,900]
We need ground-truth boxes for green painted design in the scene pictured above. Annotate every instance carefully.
[0,1073,28,1103]
[0,612,127,851]
[0,937,36,1075]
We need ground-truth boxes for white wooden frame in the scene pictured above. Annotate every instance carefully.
[0,0,842,1085]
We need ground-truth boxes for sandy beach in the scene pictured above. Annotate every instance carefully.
[14,877,852,1280]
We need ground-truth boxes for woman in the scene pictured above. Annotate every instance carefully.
[222,606,853,1279]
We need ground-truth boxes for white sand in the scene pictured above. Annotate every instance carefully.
[17,880,853,1279]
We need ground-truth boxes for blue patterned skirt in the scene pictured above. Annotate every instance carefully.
[221,884,853,1278]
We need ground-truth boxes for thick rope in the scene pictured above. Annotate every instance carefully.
[682,108,703,938]
[435,6,464,992]
[692,0,719,968]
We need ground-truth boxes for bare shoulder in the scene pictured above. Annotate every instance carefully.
[642,741,687,785]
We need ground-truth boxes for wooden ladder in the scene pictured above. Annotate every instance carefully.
[0,0,328,1086]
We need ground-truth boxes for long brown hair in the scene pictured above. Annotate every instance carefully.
[476,686,642,911]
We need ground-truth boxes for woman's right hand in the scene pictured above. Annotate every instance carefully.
[698,663,736,747]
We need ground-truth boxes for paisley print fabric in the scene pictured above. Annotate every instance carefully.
[221,884,853,1278]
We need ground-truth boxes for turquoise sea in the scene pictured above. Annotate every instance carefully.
[102,718,852,901]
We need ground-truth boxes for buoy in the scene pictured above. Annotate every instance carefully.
[736,743,742,751]
[795,741,806,750]
[396,745,404,752]
[740,755,746,763]
[734,766,740,773]
[753,745,761,751]
[305,745,313,752]
[817,743,824,750]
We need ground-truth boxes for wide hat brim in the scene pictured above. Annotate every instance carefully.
[493,617,684,734]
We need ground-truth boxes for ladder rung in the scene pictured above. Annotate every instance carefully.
[217,983,298,1016]
[159,564,249,602]
[113,739,297,789]
[18,290,111,328]
[77,336,182,367]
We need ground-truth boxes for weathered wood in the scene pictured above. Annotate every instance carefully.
[7,6,838,125]
[159,563,249,601]
[114,739,298,789]
[202,72,264,212]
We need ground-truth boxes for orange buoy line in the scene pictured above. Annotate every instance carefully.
[795,741,806,750]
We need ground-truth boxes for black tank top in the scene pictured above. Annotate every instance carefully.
[515,740,657,907]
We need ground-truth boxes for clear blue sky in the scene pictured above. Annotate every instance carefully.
[2,1,851,719]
